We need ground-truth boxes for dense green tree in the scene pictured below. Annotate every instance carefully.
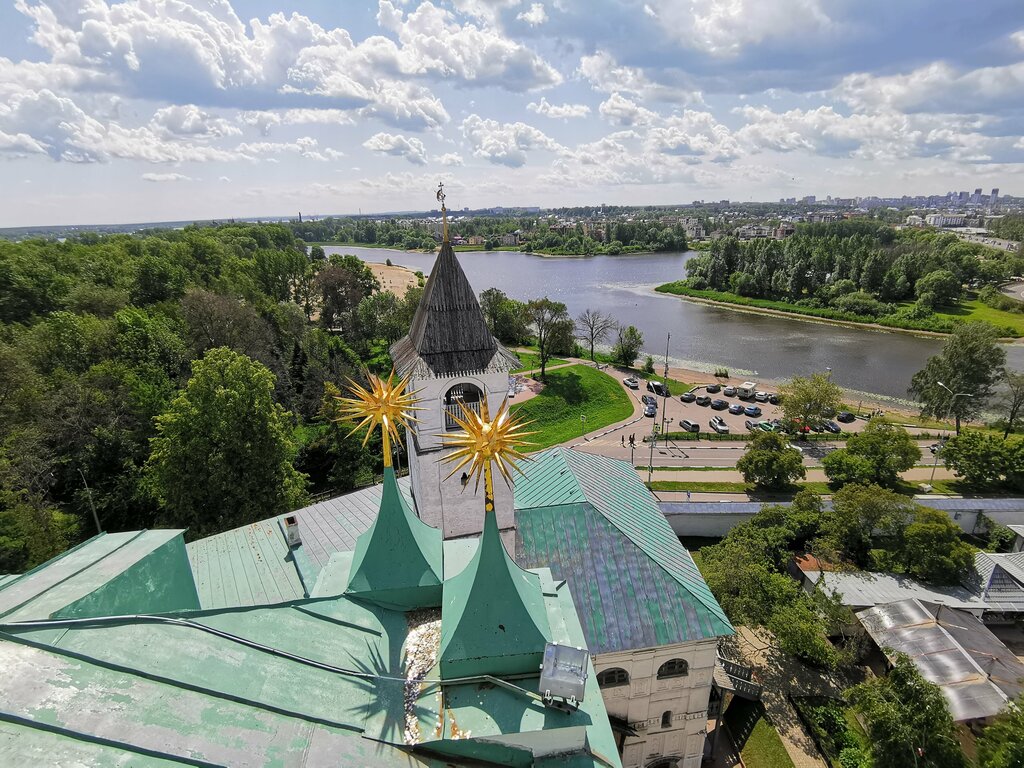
[612,325,644,367]
[145,348,307,537]
[824,420,920,488]
[848,655,967,768]
[942,430,1007,486]
[821,450,875,488]
[898,508,975,585]
[816,484,915,567]
[977,694,1024,768]
[914,269,961,305]
[779,372,843,437]
[737,431,806,489]
[909,322,1005,433]
[998,370,1024,438]
[526,298,572,381]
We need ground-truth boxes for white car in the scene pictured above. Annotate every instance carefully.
[754,391,769,402]
[623,377,639,389]
[709,416,730,434]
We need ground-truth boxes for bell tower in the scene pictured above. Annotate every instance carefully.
[391,184,519,538]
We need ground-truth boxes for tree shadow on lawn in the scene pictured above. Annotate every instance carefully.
[540,370,584,406]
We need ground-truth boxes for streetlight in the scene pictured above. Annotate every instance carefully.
[929,381,973,485]
[660,332,671,445]
[580,413,587,441]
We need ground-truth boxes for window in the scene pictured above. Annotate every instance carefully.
[443,383,483,431]
[661,711,672,728]
[656,658,689,679]
[596,667,630,688]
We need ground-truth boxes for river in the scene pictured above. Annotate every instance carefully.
[323,246,1024,401]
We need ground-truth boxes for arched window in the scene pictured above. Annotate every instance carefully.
[443,383,483,431]
[661,711,673,728]
[656,659,689,679]
[596,667,630,688]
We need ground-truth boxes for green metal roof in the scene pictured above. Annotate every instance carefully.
[515,448,733,651]
[0,530,198,622]
[345,467,443,610]
[440,510,551,679]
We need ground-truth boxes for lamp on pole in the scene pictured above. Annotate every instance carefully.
[930,381,972,484]
[580,413,587,441]
[660,332,671,445]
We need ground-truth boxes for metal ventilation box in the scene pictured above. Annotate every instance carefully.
[539,643,589,707]
[284,516,302,548]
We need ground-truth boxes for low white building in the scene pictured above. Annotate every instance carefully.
[926,213,967,227]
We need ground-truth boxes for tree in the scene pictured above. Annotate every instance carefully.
[899,507,975,584]
[526,298,572,381]
[977,693,1024,768]
[847,654,967,768]
[821,450,875,489]
[914,269,961,305]
[612,325,644,367]
[999,370,1024,438]
[575,309,617,361]
[825,420,920,488]
[480,288,531,346]
[817,484,915,567]
[737,431,806,489]
[909,322,1006,433]
[780,372,843,438]
[145,348,307,537]
[942,430,1007,486]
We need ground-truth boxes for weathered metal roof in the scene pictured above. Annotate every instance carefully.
[0,530,197,622]
[187,478,415,609]
[968,551,1024,613]
[390,240,518,379]
[804,570,988,612]
[515,448,733,652]
[857,598,1024,722]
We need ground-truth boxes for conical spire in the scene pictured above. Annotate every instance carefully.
[344,466,443,610]
[438,512,550,679]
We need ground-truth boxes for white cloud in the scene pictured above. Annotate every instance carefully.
[598,93,657,126]
[517,3,548,26]
[577,51,702,104]
[150,105,240,139]
[437,152,464,165]
[461,113,564,166]
[362,132,428,165]
[451,0,523,25]
[236,137,345,162]
[527,97,590,119]
[1013,30,1024,50]
[239,109,356,136]
[141,172,193,182]
[218,176,231,182]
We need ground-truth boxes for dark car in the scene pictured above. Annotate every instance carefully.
[768,393,781,405]
[680,392,696,403]
[705,383,721,393]
[711,399,729,410]
[642,394,656,406]
[743,405,762,417]
[810,422,824,433]
[647,380,669,397]
[823,420,841,434]
[644,403,657,417]
[837,411,856,423]
[695,395,712,406]
[728,403,744,415]
[679,419,700,433]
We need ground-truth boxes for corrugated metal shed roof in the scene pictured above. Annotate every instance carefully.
[515,448,732,651]
[0,575,19,588]
[921,498,1024,512]
[187,479,414,609]
[804,570,987,611]
[0,530,186,622]
[969,551,1024,613]
[857,598,1024,722]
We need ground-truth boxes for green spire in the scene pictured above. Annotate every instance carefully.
[344,467,443,610]
[439,511,551,679]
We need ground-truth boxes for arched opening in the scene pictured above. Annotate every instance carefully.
[656,658,689,679]
[596,667,630,688]
[444,383,484,430]
[661,711,672,729]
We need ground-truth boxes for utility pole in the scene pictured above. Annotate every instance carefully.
[661,332,670,445]
[930,383,972,485]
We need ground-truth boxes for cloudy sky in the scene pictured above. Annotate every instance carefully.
[1,0,1023,226]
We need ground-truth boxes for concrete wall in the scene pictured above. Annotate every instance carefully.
[595,638,718,768]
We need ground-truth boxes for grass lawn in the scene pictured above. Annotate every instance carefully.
[511,351,567,374]
[930,296,1024,336]
[647,480,833,495]
[510,364,633,452]
[724,699,796,768]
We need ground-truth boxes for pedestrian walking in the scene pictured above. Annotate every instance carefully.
[686,490,692,502]
[621,435,625,446]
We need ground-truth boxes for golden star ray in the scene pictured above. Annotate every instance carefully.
[333,369,423,468]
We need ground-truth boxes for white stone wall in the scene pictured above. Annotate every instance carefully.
[595,639,718,768]
[406,370,515,538]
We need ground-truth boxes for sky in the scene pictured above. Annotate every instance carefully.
[1,0,1023,226]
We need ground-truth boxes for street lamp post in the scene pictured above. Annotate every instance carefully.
[661,332,671,445]
[580,413,587,441]
[929,382,973,485]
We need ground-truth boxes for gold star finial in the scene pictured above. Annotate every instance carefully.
[438,399,533,511]
[334,370,422,468]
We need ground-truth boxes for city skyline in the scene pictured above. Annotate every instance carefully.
[1,0,1023,227]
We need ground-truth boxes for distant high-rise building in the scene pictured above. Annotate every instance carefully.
[991,188,1000,205]
[802,195,816,204]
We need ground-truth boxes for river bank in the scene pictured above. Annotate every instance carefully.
[656,282,1024,343]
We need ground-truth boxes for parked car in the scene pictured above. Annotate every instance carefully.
[642,394,656,406]
[709,416,729,434]
[711,399,729,410]
[723,385,737,397]
[644,403,657,417]
[758,422,775,432]
[743,405,762,417]
[728,403,744,415]
[647,380,669,397]
[623,376,639,389]
[788,443,804,453]
[754,391,769,403]
[768,394,781,405]
[706,383,722,393]
[929,442,941,454]
[810,422,824,433]
[695,395,712,406]
[837,411,856,423]
[823,420,841,434]
[680,391,696,403]
[744,419,758,431]
[680,419,700,433]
